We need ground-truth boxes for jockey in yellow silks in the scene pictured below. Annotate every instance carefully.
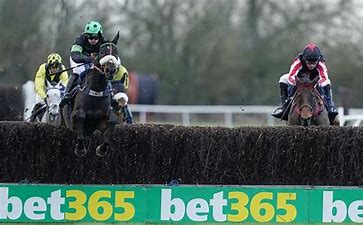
[30,53,68,122]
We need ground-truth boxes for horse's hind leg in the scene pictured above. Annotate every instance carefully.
[74,109,88,157]
[96,111,117,157]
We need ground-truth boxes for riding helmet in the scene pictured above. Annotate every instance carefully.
[302,43,322,62]
[47,53,62,66]
[84,20,103,34]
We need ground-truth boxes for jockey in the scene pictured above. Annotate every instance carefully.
[271,43,339,122]
[60,20,134,124]
[60,20,107,106]
[29,53,68,122]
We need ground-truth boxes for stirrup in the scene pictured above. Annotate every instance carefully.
[271,106,284,119]
[272,106,283,113]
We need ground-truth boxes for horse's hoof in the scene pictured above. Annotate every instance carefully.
[96,144,108,157]
[75,144,87,157]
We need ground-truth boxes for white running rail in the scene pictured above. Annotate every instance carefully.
[22,81,363,127]
[129,104,363,127]
[129,104,278,126]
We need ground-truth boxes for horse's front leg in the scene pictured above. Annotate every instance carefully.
[96,109,117,157]
[74,109,88,157]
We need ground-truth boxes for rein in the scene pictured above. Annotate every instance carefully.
[78,63,112,98]
[78,43,117,98]
[92,64,104,74]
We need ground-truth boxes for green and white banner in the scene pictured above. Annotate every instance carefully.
[0,184,361,223]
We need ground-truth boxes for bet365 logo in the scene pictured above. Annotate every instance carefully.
[0,187,135,221]
[160,189,297,222]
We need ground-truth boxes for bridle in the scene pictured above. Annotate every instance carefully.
[293,83,324,125]
[296,84,315,110]
[91,61,116,81]
[293,84,323,118]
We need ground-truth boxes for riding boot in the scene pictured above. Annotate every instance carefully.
[59,73,78,108]
[122,105,134,124]
[271,83,289,119]
[323,85,338,121]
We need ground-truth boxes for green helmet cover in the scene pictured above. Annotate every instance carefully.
[84,21,103,34]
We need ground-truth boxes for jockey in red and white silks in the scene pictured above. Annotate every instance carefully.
[271,43,338,121]
[286,56,331,87]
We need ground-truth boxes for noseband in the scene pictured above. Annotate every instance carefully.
[298,104,314,112]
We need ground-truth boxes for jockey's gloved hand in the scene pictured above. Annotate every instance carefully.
[82,56,93,64]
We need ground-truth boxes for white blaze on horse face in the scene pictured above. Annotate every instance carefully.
[99,55,119,67]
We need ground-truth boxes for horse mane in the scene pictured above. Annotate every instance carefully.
[296,73,319,89]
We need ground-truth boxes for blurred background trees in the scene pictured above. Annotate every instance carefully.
[1,0,363,106]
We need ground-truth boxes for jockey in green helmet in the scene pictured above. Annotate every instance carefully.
[61,20,106,105]
[60,20,134,124]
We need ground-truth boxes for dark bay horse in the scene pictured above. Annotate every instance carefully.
[62,34,120,157]
[287,75,330,126]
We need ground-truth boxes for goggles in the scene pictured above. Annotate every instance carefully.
[87,35,98,40]
[305,60,318,65]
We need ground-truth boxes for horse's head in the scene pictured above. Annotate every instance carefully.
[98,32,120,81]
[46,80,64,118]
[294,74,320,125]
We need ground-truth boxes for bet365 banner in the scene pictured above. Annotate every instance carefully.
[0,184,361,223]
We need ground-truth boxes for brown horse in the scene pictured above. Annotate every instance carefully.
[62,34,119,157]
[287,75,330,126]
